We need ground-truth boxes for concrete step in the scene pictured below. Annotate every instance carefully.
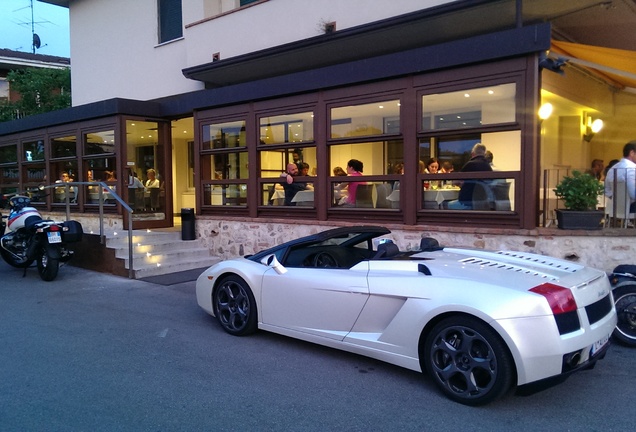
[102,228,220,279]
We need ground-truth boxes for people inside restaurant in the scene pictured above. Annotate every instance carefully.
[339,159,364,206]
[280,163,310,206]
[604,141,636,213]
[586,159,605,181]
[447,143,492,210]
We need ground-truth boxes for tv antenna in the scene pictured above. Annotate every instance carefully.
[14,0,52,53]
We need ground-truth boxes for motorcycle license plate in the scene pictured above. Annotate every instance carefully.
[47,231,62,244]
[591,334,609,357]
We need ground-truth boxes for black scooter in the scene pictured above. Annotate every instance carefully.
[609,265,636,347]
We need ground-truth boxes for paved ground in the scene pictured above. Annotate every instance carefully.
[1,260,635,431]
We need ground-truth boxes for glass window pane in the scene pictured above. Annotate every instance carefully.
[331,100,400,138]
[51,135,77,159]
[422,83,516,131]
[0,144,17,164]
[1,166,19,184]
[85,130,115,155]
[330,140,401,176]
[260,112,314,144]
[440,178,515,211]
[207,152,248,180]
[202,121,246,150]
[22,163,45,184]
[204,184,248,206]
[23,140,45,162]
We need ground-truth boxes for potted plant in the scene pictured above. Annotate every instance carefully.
[553,170,605,230]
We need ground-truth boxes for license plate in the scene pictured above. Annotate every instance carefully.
[591,334,609,357]
[47,231,62,244]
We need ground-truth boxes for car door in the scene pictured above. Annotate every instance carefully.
[260,265,369,341]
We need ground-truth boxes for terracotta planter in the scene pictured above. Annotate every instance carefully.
[555,209,604,230]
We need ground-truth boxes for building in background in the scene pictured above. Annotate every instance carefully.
[0,0,635,245]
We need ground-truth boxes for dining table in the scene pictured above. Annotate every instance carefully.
[292,190,314,206]
[423,187,460,209]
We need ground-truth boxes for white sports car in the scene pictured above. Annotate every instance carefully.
[196,226,616,405]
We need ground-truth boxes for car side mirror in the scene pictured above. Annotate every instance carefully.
[261,254,287,274]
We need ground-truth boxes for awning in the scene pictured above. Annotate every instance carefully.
[551,40,636,91]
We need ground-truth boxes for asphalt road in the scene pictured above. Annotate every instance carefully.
[1,260,635,432]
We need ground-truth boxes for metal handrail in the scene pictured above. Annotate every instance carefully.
[41,182,135,278]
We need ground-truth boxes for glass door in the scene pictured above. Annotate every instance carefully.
[125,119,172,229]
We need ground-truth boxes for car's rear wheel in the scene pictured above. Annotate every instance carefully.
[213,275,257,336]
[424,316,514,406]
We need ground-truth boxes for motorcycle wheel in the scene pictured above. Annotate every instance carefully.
[613,284,636,347]
[0,247,33,268]
[37,247,59,282]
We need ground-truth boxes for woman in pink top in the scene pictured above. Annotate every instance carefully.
[344,159,364,205]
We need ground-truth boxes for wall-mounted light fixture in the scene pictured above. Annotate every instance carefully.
[583,113,604,142]
[538,102,553,121]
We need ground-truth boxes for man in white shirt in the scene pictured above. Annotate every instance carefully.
[605,141,636,212]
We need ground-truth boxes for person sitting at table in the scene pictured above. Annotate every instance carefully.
[447,143,492,210]
[55,171,77,203]
[424,157,442,190]
[280,163,310,206]
[333,166,348,201]
[145,168,161,210]
[440,161,454,173]
[339,159,364,206]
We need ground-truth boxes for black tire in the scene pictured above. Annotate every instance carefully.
[424,316,515,406]
[37,247,59,282]
[612,284,636,347]
[213,275,257,336]
[0,247,33,268]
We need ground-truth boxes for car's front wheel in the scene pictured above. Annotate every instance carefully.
[424,316,514,406]
[213,275,257,336]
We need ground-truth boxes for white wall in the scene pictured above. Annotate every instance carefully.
[69,0,453,106]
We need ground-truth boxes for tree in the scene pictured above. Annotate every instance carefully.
[0,67,71,122]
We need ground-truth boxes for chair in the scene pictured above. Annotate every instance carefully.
[605,181,635,227]
[355,184,374,208]
[373,241,400,259]
[375,183,391,208]
[471,181,495,210]
[492,182,512,211]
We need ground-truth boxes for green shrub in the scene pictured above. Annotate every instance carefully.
[553,170,604,211]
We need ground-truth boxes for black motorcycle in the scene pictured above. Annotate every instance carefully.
[609,265,636,347]
[0,193,83,281]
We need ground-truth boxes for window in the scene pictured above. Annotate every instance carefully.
[0,144,18,196]
[258,111,316,207]
[83,130,116,206]
[202,119,249,207]
[419,83,520,213]
[158,0,182,44]
[0,78,9,101]
[421,83,516,130]
[328,99,402,209]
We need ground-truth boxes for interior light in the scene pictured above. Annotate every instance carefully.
[538,103,553,120]
[583,114,604,142]
[378,105,384,109]
[488,90,494,95]
[591,118,604,133]
[464,93,470,98]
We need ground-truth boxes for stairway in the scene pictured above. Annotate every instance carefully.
[103,228,221,279]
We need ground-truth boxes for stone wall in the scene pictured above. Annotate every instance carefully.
[193,217,636,274]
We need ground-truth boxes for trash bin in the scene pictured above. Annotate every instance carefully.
[181,208,196,241]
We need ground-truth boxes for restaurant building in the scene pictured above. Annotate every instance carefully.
[1,0,636,270]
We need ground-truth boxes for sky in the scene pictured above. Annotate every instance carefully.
[0,0,70,57]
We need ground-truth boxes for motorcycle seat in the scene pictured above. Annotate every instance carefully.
[613,264,636,276]
[23,215,44,229]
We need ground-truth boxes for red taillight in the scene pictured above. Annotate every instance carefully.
[49,224,60,232]
[530,283,577,314]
